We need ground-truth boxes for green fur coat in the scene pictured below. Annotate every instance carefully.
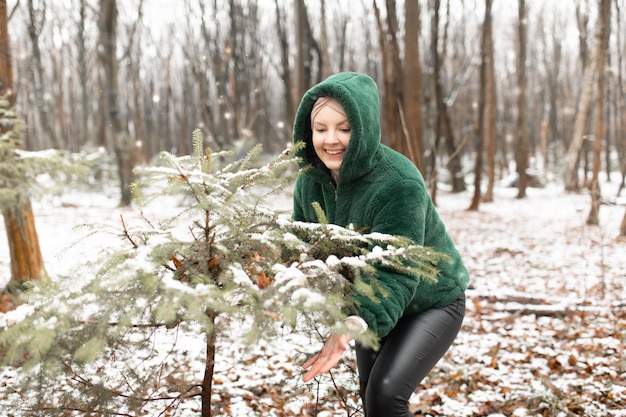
[292,72,469,338]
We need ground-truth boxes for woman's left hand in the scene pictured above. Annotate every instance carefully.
[301,333,352,382]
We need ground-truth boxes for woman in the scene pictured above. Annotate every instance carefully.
[292,72,469,417]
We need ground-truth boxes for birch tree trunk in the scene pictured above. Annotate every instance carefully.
[564,0,606,191]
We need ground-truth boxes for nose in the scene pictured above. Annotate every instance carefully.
[326,129,339,143]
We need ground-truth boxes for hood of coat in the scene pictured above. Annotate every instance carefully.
[292,72,381,185]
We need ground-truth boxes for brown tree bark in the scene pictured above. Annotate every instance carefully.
[430,0,465,199]
[201,312,218,417]
[469,0,494,210]
[385,0,403,152]
[483,5,497,204]
[77,0,90,149]
[98,0,135,206]
[515,0,529,199]
[403,0,425,172]
[615,0,626,199]
[373,0,394,147]
[0,0,46,292]
[540,14,562,176]
[274,0,295,134]
[27,0,61,149]
[429,0,442,204]
[294,0,320,99]
[586,0,611,226]
[319,0,331,79]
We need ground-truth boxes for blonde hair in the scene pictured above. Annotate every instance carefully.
[310,97,347,123]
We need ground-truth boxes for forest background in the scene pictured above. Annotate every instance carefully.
[5,0,626,214]
[0,0,625,415]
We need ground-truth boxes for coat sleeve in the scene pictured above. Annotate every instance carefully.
[351,178,429,337]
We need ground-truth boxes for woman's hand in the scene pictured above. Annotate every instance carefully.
[302,333,352,382]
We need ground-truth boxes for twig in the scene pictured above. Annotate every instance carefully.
[120,214,138,248]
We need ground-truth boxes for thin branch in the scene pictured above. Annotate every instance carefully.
[120,214,138,248]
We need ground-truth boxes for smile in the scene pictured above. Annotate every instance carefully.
[326,150,344,156]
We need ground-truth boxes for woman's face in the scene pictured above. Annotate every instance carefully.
[311,104,351,181]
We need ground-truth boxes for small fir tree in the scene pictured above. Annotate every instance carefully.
[0,130,446,416]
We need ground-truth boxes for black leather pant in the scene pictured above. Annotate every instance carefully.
[356,296,465,417]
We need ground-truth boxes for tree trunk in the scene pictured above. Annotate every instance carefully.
[612,0,625,200]
[385,0,403,152]
[201,312,218,417]
[587,0,611,226]
[373,0,394,149]
[483,0,497,204]
[429,0,442,204]
[274,0,295,134]
[294,0,320,98]
[98,0,134,206]
[0,0,46,293]
[620,208,626,237]
[565,1,604,191]
[469,0,493,211]
[77,0,90,149]
[403,0,424,172]
[430,0,464,197]
[319,0,331,79]
[27,0,61,149]
[3,204,46,285]
[515,0,529,199]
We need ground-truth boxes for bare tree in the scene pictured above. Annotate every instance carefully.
[429,0,466,204]
[615,0,626,198]
[76,0,90,149]
[319,0,331,78]
[0,0,46,299]
[295,0,321,99]
[483,2,497,205]
[587,0,611,225]
[373,0,394,145]
[469,0,495,210]
[536,4,564,178]
[565,0,600,191]
[98,0,138,206]
[514,0,530,199]
[27,0,62,149]
[385,0,403,151]
[402,0,425,172]
[274,0,295,133]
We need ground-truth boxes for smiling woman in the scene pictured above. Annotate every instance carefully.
[291,72,470,417]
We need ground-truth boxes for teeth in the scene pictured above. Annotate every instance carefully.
[327,150,343,155]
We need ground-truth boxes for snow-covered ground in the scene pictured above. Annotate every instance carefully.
[1,176,625,416]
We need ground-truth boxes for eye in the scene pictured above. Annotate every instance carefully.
[341,127,351,133]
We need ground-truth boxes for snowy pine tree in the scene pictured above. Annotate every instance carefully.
[0,130,447,416]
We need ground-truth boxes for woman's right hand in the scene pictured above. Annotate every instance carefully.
[301,333,352,382]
